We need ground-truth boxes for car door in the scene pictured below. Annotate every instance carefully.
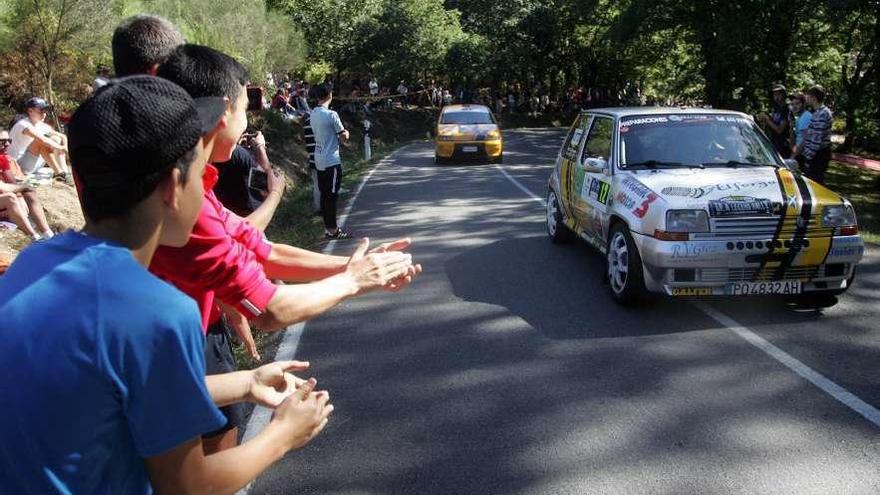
[557,114,592,231]
[576,115,614,243]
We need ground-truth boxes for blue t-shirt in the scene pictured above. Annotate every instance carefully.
[0,232,226,495]
[310,106,345,170]
[795,110,812,146]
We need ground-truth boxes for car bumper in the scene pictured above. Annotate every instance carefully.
[436,140,503,159]
[630,232,864,296]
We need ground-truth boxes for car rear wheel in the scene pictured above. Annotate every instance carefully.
[607,223,647,304]
[546,190,573,244]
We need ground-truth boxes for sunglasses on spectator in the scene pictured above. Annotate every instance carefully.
[0,139,11,144]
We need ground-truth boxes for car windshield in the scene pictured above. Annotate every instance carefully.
[619,114,781,169]
[441,111,495,125]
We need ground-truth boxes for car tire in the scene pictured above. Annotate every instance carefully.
[435,155,446,165]
[492,153,504,164]
[546,190,573,244]
[606,223,648,304]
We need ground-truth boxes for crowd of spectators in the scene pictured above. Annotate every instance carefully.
[0,13,421,494]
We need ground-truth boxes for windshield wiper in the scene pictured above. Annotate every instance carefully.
[626,160,704,169]
[704,160,773,168]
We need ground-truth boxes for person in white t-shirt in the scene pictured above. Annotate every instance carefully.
[310,84,351,239]
[369,77,379,97]
[8,98,70,182]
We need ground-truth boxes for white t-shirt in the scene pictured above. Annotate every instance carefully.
[8,119,52,161]
[369,80,379,96]
[310,106,346,170]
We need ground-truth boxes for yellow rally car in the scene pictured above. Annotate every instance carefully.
[435,104,503,164]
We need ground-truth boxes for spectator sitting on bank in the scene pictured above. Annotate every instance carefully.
[7,98,71,182]
[796,85,833,184]
[0,129,53,240]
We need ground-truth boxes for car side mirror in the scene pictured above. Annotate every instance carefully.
[783,158,799,173]
[582,157,608,173]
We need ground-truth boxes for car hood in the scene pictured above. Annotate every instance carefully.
[625,166,845,211]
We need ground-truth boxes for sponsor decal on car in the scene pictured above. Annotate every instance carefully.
[620,176,653,199]
[587,178,611,205]
[620,116,669,127]
[661,179,777,199]
[708,196,775,217]
[671,243,723,259]
[672,287,713,296]
[633,193,659,218]
[615,191,636,209]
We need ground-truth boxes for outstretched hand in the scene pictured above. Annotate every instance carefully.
[365,237,423,292]
[345,238,417,295]
[249,360,310,408]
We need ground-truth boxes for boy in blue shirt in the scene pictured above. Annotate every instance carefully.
[0,76,333,494]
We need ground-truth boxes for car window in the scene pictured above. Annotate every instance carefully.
[440,111,495,125]
[561,115,591,161]
[582,116,613,163]
[618,114,780,168]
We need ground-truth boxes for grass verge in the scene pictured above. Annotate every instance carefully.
[825,161,880,245]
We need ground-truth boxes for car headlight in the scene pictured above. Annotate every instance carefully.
[486,129,501,140]
[822,205,857,228]
[666,210,710,233]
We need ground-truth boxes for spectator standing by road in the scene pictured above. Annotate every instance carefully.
[790,93,812,168]
[7,98,70,181]
[797,85,833,184]
[369,76,379,97]
[302,109,321,213]
[150,45,421,453]
[397,80,409,108]
[311,84,351,239]
[759,83,793,158]
[111,14,184,76]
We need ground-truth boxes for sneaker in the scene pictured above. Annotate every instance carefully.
[53,172,72,185]
[325,229,352,240]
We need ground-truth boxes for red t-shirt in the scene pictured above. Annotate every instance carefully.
[150,164,278,332]
[0,155,12,183]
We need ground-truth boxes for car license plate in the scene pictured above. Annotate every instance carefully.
[726,281,802,295]
[462,146,478,153]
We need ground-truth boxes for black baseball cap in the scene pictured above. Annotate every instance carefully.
[25,97,51,110]
[68,75,225,188]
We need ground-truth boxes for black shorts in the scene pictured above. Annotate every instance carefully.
[203,316,246,438]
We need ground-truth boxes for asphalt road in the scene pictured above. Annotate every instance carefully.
[248,129,880,495]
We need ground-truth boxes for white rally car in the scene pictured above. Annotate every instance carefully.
[546,108,864,303]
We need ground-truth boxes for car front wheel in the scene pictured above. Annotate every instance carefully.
[546,190,573,243]
[607,223,647,304]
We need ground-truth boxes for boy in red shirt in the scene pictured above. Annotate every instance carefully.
[149,44,421,451]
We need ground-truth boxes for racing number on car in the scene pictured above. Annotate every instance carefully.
[633,193,658,218]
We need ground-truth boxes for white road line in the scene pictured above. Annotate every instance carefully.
[494,164,546,205]
[695,302,880,428]
[237,145,410,495]
[494,160,880,430]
